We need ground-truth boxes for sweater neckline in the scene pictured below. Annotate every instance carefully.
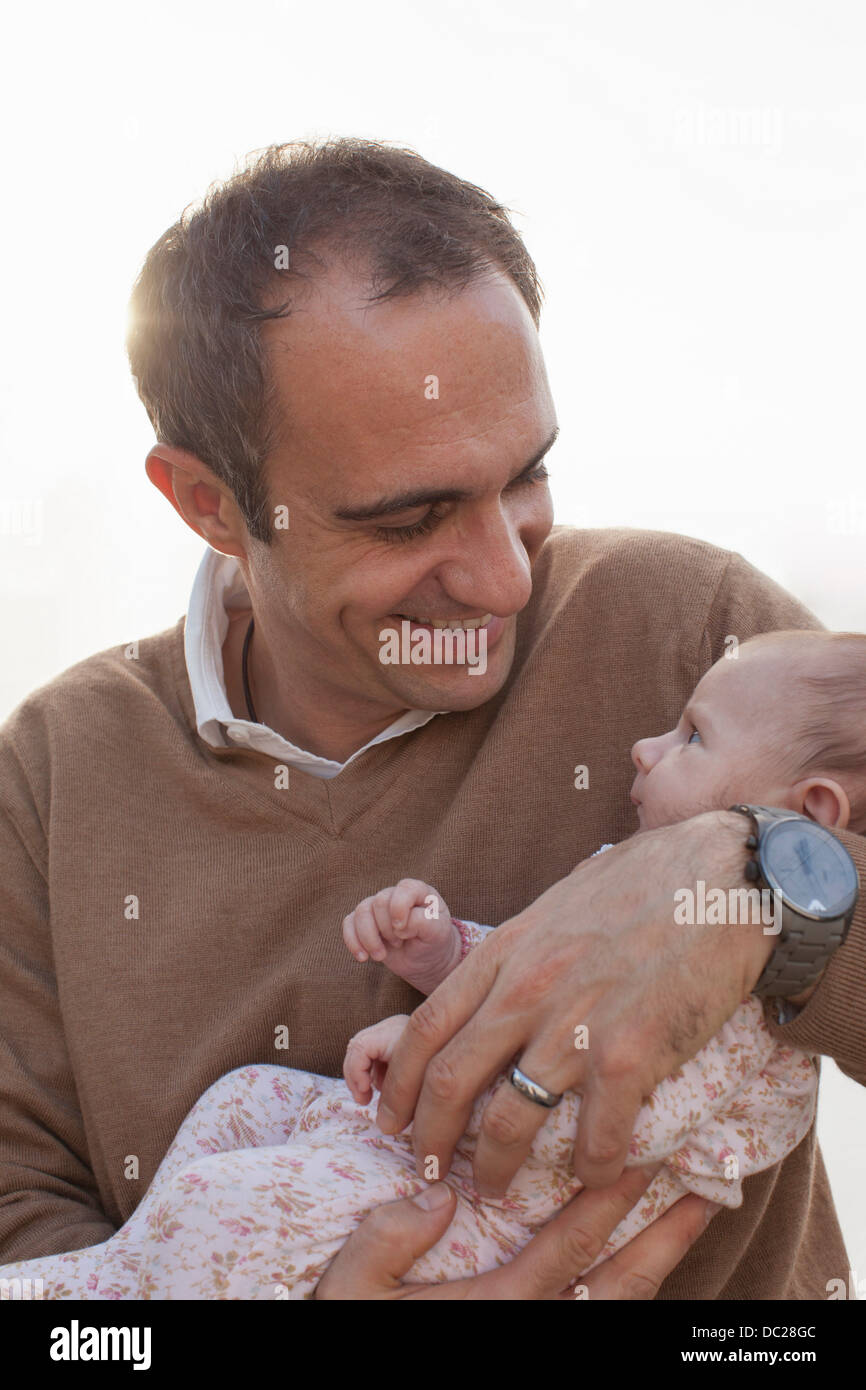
[170,616,484,838]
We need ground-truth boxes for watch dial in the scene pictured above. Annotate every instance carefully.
[762,820,859,918]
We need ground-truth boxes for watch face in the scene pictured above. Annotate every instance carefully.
[761,820,859,919]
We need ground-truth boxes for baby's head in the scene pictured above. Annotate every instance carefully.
[630,630,866,834]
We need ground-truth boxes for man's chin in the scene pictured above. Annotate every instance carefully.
[389,668,509,713]
[377,637,514,712]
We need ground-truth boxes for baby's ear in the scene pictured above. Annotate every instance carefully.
[800,778,850,829]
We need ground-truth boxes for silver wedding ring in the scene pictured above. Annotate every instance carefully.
[508,1064,563,1108]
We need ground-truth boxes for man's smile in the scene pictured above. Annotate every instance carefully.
[391,611,493,629]
[385,612,508,648]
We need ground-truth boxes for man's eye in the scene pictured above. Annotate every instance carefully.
[513,463,550,487]
[375,504,448,544]
[373,465,548,545]
[688,729,702,744]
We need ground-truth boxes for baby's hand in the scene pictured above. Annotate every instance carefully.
[342,878,462,995]
[343,1014,411,1106]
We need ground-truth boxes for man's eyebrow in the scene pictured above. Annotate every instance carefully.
[332,426,560,522]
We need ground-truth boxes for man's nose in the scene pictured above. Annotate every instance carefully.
[436,511,535,616]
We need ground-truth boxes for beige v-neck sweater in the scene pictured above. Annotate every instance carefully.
[1,526,863,1299]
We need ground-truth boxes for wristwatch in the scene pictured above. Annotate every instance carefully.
[728,804,859,997]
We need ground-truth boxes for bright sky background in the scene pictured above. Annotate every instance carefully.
[1,0,864,1280]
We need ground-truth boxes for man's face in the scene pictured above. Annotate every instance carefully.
[245,262,557,720]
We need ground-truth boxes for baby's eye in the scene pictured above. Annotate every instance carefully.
[687,729,702,744]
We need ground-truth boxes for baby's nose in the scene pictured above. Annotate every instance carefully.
[631,738,651,773]
[631,735,664,773]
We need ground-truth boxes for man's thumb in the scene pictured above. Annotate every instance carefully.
[316,1183,457,1298]
[410,1182,454,1218]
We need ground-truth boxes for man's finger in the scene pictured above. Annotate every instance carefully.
[471,1074,558,1196]
[376,940,502,1137]
[468,1019,607,1194]
[408,997,535,1179]
[315,1184,458,1299]
[477,1164,661,1300]
[581,1194,715,1300]
[571,1069,645,1188]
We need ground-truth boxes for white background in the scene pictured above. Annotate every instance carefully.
[0,0,863,1283]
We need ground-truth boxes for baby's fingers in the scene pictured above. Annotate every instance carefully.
[353,900,389,962]
[370,891,405,946]
[389,879,439,934]
[343,1038,374,1104]
[343,911,369,962]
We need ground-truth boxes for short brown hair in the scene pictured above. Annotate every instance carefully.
[126,138,544,543]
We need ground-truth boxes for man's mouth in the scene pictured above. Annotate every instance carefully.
[392,612,494,630]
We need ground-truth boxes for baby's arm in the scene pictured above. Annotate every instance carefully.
[343,878,493,995]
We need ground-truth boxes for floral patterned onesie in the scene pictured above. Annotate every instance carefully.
[0,919,817,1299]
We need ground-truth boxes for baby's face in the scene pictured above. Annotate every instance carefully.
[630,644,793,830]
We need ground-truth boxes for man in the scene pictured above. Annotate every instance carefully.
[0,138,862,1299]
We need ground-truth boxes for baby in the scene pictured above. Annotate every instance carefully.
[1,628,862,1299]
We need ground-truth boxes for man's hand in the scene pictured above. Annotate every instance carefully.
[315,1166,716,1299]
[376,811,772,1194]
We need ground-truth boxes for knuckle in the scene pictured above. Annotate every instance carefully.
[407,995,448,1046]
[480,1104,527,1149]
[583,1135,626,1169]
[498,967,554,1013]
[425,1053,461,1103]
[616,1270,660,1301]
[595,1043,635,1080]
[595,1035,646,1086]
[520,1261,557,1302]
[557,1222,603,1274]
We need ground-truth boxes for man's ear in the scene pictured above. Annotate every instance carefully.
[795,777,851,830]
[145,444,248,559]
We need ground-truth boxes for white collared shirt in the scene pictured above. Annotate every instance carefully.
[183,547,441,780]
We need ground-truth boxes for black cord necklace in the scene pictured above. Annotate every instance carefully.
[241,616,258,723]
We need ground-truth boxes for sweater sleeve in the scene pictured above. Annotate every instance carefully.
[0,736,116,1260]
[699,547,826,667]
[700,550,866,1088]
[762,826,866,1086]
